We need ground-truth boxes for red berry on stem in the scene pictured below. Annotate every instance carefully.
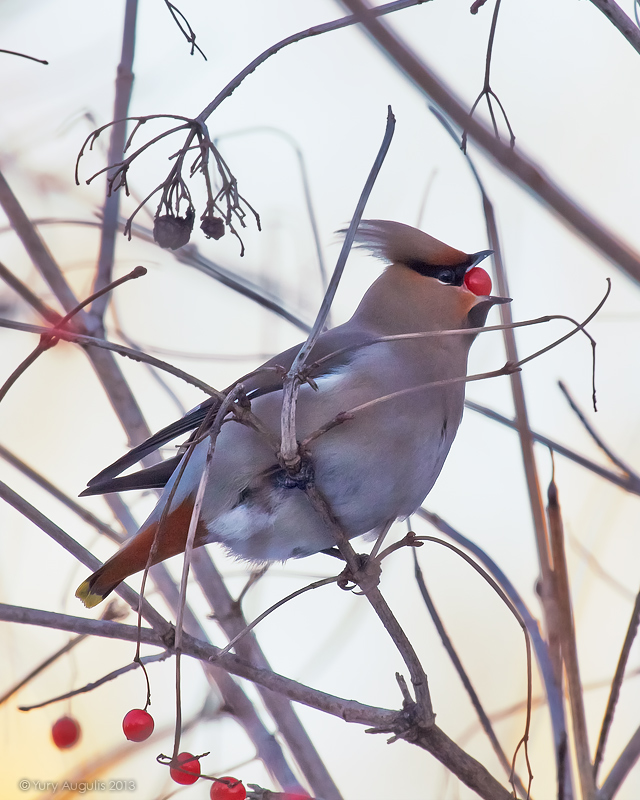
[210,777,246,799]
[122,708,155,742]
[170,752,201,785]
[51,716,81,749]
[464,266,492,296]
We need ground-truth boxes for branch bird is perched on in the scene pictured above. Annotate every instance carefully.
[76,220,509,608]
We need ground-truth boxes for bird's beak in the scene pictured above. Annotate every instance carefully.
[468,294,512,328]
[471,249,493,267]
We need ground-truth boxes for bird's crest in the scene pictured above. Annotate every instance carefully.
[352,220,468,267]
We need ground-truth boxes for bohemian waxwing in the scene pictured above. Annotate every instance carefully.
[76,220,508,608]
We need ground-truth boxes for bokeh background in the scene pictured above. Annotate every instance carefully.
[1,0,639,798]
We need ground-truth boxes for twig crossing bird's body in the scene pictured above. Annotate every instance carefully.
[76,220,508,608]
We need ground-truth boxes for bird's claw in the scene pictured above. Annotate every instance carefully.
[337,553,381,594]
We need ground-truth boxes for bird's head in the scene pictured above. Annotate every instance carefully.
[351,220,510,334]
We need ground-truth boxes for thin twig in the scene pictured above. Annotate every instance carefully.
[416,507,569,782]
[172,386,241,759]
[462,0,515,151]
[558,381,639,479]
[279,106,396,470]
[163,0,206,59]
[304,482,435,726]
[593,587,640,777]
[0,479,172,635]
[338,0,640,285]
[412,550,529,798]
[547,476,596,800]
[0,316,220,396]
[0,48,48,64]
[412,536,534,795]
[214,576,338,659]
[18,651,169,711]
[464,400,640,496]
[0,266,147,404]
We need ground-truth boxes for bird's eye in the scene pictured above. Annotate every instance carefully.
[436,269,455,285]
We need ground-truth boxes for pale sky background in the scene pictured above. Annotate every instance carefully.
[1,1,640,798]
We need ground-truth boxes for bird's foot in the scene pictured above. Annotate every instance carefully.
[337,552,381,594]
[276,455,314,490]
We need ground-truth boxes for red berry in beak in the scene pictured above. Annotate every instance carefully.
[464,266,492,296]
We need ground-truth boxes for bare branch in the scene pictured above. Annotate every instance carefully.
[0,479,171,635]
[593,587,640,778]
[416,508,569,773]
[412,550,529,798]
[587,0,640,55]
[279,106,396,470]
[464,400,640,497]
[89,0,139,322]
[558,381,640,480]
[0,48,48,64]
[547,477,596,799]
[338,0,640,285]
[598,725,640,800]
[0,601,517,800]
[18,651,169,711]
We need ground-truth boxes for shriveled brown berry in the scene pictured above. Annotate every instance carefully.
[200,216,225,240]
[153,210,194,250]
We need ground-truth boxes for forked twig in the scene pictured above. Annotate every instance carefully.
[163,0,207,59]
[0,266,147,405]
[462,0,515,152]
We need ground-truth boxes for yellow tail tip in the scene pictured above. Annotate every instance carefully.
[75,580,105,609]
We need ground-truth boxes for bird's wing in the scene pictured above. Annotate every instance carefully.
[80,325,375,496]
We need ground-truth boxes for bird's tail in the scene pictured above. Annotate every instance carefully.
[76,494,204,608]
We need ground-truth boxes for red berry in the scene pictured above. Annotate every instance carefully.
[210,777,246,799]
[464,266,492,296]
[122,708,155,742]
[51,716,81,749]
[170,752,201,785]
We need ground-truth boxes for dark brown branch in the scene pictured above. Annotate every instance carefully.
[0,602,517,800]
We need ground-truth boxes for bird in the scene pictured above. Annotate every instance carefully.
[76,220,509,608]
